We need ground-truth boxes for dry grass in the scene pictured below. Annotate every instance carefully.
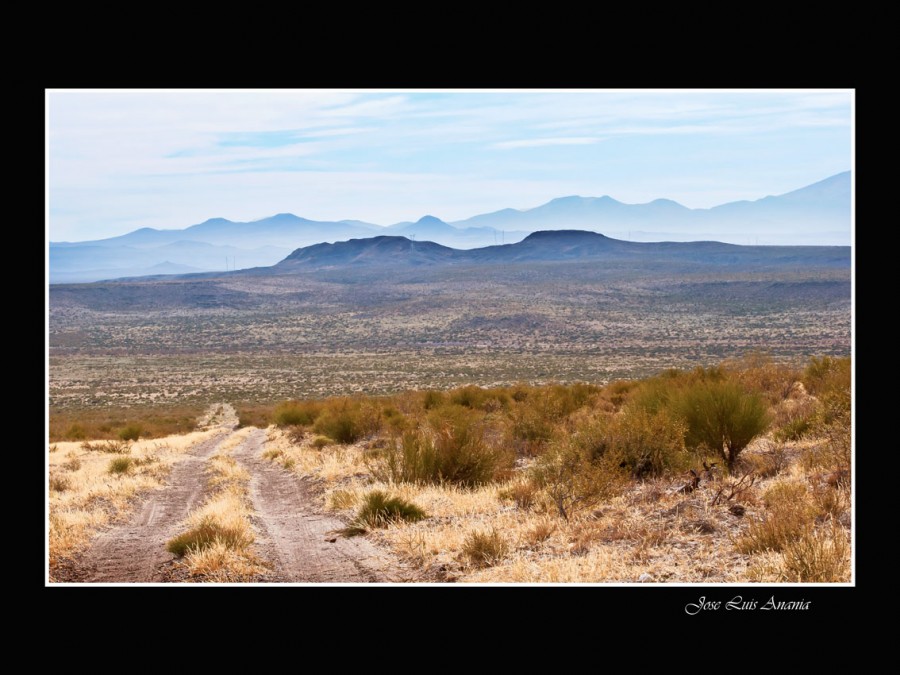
[462,528,509,568]
[167,428,266,581]
[262,412,850,583]
[734,480,816,554]
[48,428,220,571]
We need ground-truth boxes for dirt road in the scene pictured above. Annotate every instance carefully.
[54,406,410,583]
[231,430,407,582]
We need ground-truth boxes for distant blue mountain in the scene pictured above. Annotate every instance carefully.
[49,172,850,283]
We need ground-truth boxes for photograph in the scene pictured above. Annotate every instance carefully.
[46,89,853,586]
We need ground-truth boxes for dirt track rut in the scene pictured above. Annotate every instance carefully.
[231,430,409,582]
[55,430,231,582]
[56,409,410,583]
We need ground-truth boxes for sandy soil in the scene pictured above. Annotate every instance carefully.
[54,406,409,583]
[231,430,413,582]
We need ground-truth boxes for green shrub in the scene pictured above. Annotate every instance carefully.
[353,490,427,529]
[273,400,322,427]
[376,407,514,486]
[676,379,769,471]
[600,379,636,409]
[506,383,600,450]
[118,424,143,442]
[311,435,332,449]
[629,372,685,415]
[462,528,509,568]
[107,456,135,475]
[312,399,375,444]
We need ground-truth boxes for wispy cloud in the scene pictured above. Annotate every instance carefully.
[492,137,604,149]
[47,89,852,240]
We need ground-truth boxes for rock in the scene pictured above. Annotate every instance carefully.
[638,572,653,582]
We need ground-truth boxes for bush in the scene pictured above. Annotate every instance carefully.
[599,379,636,410]
[107,456,135,475]
[676,379,769,471]
[353,490,427,529]
[312,399,375,444]
[505,383,600,451]
[166,516,252,557]
[803,356,851,398]
[376,407,514,486]
[65,423,86,440]
[612,407,689,476]
[450,385,488,409]
[628,371,687,415]
[462,528,508,568]
[422,390,445,410]
[773,415,813,442]
[531,439,627,520]
[725,352,799,404]
[273,400,322,427]
[311,435,332,449]
[118,424,143,442]
[50,475,71,492]
[381,406,410,434]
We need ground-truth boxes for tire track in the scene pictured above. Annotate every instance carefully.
[55,428,232,583]
[231,429,412,583]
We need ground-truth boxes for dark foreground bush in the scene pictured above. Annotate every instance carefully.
[166,516,252,556]
[354,490,427,529]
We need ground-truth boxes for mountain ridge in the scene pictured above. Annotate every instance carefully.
[49,172,850,282]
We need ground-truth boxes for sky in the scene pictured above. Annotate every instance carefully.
[47,89,852,241]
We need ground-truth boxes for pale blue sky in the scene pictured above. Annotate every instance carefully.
[48,89,852,241]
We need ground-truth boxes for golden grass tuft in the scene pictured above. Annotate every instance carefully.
[462,528,509,568]
[167,443,265,581]
[48,429,219,571]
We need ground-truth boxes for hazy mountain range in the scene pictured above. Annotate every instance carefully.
[270,229,849,273]
[50,171,850,283]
